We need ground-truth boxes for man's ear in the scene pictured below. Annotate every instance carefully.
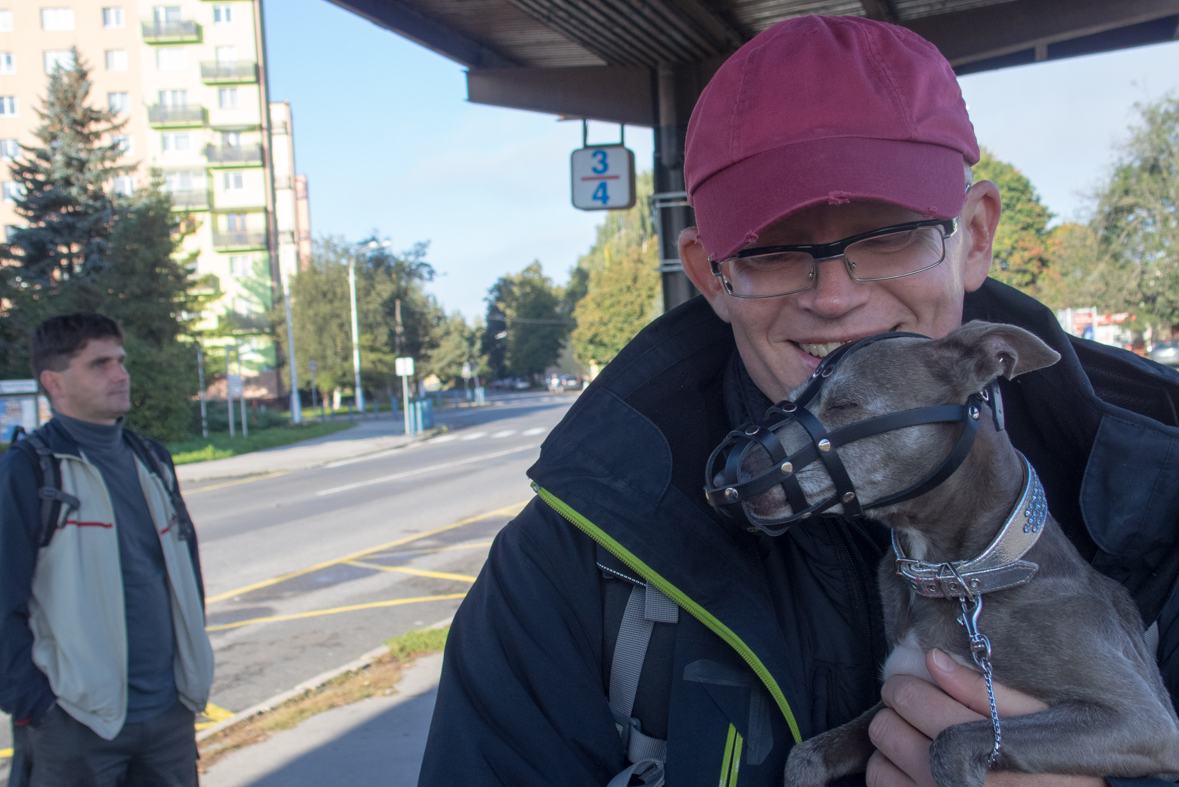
[958,180,1002,292]
[39,369,62,404]
[679,227,731,323]
[936,321,1060,391]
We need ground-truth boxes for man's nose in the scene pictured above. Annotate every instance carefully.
[798,255,869,317]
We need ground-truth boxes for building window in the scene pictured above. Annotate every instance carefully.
[229,255,251,277]
[41,8,75,31]
[221,131,241,148]
[156,47,187,71]
[1,181,24,202]
[161,132,190,153]
[0,139,17,159]
[164,170,202,192]
[110,134,132,155]
[0,96,16,117]
[44,50,74,74]
[102,7,124,28]
[212,5,232,24]
[158,89,186,107]
[105,50,128,72]
[111,176,134,195]
[225,212,246,231]
[0,53,12,75]
[153,5,181,23]
[108,92,129,113]
[218,88,238,109]
[223,171,244,191]
[214,45,238,63]
[0,11,11,32]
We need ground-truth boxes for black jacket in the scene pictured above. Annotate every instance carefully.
[419,280,1179,786]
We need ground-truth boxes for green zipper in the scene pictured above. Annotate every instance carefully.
[533,483,803,746]
[719,724,741,787]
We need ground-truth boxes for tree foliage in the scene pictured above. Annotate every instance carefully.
[972,148,1054,293]
[481,262,568,379]
[0,49,132,283]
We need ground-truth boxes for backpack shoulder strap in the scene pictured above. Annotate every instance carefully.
[15,431,80,548]
[123,429,193,541]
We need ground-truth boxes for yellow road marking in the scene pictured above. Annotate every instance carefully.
[345,559,477,583]
[369,540,494,558]
[206,593,467,631]
[183,471,290,495]
[194,702,235,730]
[0,747,10,757]
[205,502,525,604]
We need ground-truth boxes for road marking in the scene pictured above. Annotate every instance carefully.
[195,703,235,730]
[369,541,495,559]
[522,427,546,436]
[204,502,526,603]
[460,431,488,440]
[345,559,477,582]
[0,748,9,757]
[427,434,457,443]
[314,444,539,496]
[323,442,421,469]
[206,593,467,631]
[183,471,290,495]
[491,430,516,438]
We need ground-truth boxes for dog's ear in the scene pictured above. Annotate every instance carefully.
[936,321,1061,388]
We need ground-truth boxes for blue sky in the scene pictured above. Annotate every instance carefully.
[264,1,1179,320]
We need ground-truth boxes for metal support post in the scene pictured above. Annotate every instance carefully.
[197,343,208,438]
[282,270,301,423]
[348,256,365,412]
[238,346,248,438]
[653,63,702,313]
[402,374,412,436]
[226,348,235,438]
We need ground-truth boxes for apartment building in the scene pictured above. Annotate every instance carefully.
[0,1,311,399]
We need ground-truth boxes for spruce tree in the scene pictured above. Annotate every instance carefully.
[1,47,132,284]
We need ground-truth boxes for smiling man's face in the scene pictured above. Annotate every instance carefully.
[681,183,1001,402]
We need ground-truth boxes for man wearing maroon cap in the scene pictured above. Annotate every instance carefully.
[420,16,1179,787]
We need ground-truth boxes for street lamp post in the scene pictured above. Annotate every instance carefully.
[282,269,301,423]
[348,255,364,414]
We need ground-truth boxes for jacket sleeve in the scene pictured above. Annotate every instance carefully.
[158,442,206,609]
[417,497,627,786]
[0,448,56,725]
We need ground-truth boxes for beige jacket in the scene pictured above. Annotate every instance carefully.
[27,449,214,740]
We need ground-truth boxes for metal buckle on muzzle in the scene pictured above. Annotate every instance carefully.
[704,333,1005,536]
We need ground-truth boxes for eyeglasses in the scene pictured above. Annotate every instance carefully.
[710,218,957,299]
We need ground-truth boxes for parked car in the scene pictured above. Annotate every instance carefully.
[1150,341,1179,367]
[558,374,580,391]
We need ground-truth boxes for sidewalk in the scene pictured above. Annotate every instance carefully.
[201,653,442,787]
[176,419,424,483]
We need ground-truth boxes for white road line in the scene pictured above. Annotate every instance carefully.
[322,442,420,469]
[461,431,488,441]
[522,427,546,436]
[427,434,458,443]
[315,443,540,496]
[491,430,516,438]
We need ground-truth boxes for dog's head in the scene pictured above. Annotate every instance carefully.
[730,321,1060,532]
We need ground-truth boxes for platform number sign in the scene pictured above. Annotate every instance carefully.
[571,145,636,211]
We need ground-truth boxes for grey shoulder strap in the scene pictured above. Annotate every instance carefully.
[607,580,678,787]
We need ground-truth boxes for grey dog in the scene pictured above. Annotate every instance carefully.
[738,321,1179,787]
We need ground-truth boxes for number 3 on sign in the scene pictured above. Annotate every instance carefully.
[592,149,608,174]
[593,182,609,205]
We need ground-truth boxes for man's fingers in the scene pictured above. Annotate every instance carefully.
[925,649,1048,718]
[867,750,918,787]
[880,672,983,740]
[868,707,935,787]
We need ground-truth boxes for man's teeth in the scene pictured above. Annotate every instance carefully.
[799,341,847,358]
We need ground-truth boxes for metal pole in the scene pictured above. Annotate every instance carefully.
[226,347,235,438]
[197,343,208,438]
[238,345,248,438]
[283,270,301,423]
[348,255,364,412]
[402,374,411,436]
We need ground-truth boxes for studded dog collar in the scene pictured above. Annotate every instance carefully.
[892,451,1047,599]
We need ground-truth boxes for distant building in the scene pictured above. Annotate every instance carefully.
[0,0,310,400]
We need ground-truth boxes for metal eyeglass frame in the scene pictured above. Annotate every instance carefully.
[709,218,958,299]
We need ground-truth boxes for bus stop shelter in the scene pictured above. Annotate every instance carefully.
[329,0,1179,310]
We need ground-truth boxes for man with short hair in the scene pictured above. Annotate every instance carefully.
[0,313,213,786]
[419,16,1179,787]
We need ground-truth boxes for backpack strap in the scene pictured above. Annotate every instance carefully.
[600,556,678,787]
[17,432,79,549]
[123,429,193,541]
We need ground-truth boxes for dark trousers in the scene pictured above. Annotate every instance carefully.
[17,699,197,787]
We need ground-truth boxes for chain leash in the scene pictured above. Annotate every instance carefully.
[957,594,1001,766]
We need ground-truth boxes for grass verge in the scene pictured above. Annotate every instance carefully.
[167,421,356,465]
[197,625,449,771]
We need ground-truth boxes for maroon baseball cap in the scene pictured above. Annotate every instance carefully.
[685,15,980,262]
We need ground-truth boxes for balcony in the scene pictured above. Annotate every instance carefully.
[204,144,262,166]
[168,190,208,210]
[148,104,207,128]
[141,20,202,43]
[200,61,258,84]
[213,230,268,250]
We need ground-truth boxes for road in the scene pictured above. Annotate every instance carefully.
[0,391,577,779]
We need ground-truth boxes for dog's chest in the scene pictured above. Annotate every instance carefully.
[881,631,934,684]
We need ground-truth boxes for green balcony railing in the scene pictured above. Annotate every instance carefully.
[200,61,258,83]
[213,230,267,250]
[141,20,202,42]
[168,189,209,209]
[204,144,262,166]
[148,104,207,127]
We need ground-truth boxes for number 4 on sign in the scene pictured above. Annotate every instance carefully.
[571,144,635,211]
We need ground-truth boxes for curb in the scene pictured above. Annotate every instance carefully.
[196,615,453,742]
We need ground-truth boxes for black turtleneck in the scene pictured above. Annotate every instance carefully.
[54,413,177,723]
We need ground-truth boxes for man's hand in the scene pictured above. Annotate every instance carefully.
[866,648,1105,787]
